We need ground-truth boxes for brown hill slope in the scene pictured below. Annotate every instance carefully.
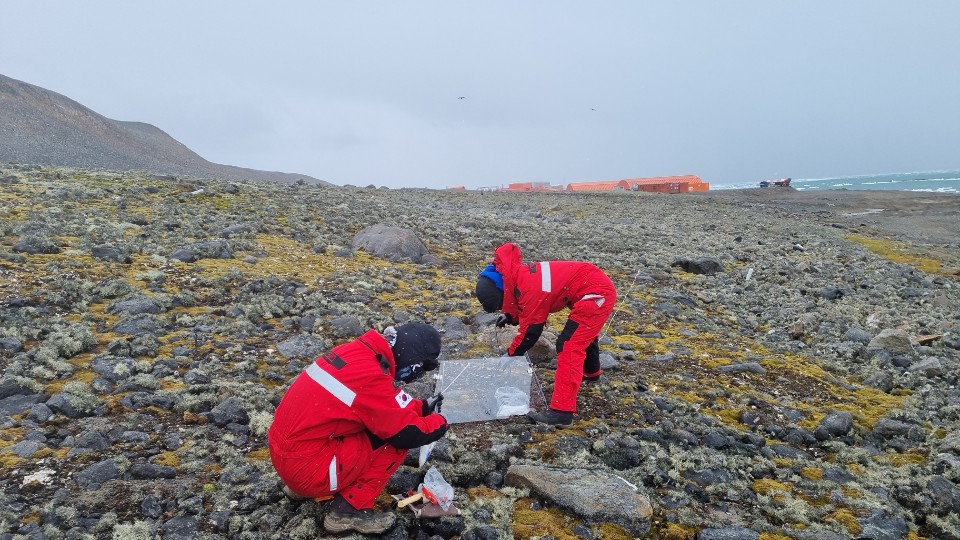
[0,74,325,184]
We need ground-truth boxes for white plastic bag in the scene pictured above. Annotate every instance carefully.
[422,466,454,510]
[418,441,435,468]
[494,386,530,418]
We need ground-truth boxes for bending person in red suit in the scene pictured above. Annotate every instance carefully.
[475,242,617,426]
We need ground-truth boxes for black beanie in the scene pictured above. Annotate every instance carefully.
[392,322,442,371]
[475,276,503,313]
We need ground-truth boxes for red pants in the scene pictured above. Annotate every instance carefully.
[270,432,406,510]
[551,284,616,412]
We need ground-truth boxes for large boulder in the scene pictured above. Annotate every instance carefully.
[506,464,652,536]
[866,329,914,356]
[351,224,429,262]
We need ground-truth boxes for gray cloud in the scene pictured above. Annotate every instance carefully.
[3,1,958,188]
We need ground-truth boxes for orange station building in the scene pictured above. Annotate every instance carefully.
[567,175,709,193]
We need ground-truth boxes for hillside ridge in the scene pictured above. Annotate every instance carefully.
[0,74,324,184]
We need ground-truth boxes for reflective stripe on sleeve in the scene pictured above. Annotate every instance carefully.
[540,262,552,292]
[305,363,356,406]
[329,455,338,491]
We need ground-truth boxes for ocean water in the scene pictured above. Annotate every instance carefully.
[715,170,960,194]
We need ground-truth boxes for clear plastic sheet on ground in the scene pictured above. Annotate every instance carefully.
[433,355,545,424]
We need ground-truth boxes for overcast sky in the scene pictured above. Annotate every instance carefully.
[4,1,959,188]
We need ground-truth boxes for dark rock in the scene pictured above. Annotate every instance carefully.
[142,495,163,519]
[652,397,675,412]
[0,338,24,354]
[820,287,850,301]
[91,356,136,381]
[856,510,907,540]
[161,515,198,540]
[75,459,120,489]
[330,316,365,338]
[717,362,766,375]
[0,378,31,399]
[26,403,53,423]
[814,411,854,440]
[130,463,177,479]
[844,328,872,344]
[769,444,811,460]
[220,223,257,238]
[872,418,922,441]
[90,244,131,263]
[703,431,730,450]
[276,334,325,359]
[440,315,470,340]
[0,394,46,416]
[684,468,731,486]
[8,440,45,458]
[45,394,93,419]
[782,427,817,445]
[207,510,231,532]
[910,357,943,377]
[653,302,682,315]
[927,475,960,513]
[74,429,110,450]
[672,257,724,275]
[171,240,232,262]
[111,314,160,335]
[461,525,500,540]
[13,236,60,254]
[670,429,699,446]
[183,370,210,385]
[571,524,593,539]
[209,397,249,426]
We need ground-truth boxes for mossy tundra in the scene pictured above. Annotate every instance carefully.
[1,164,959,538]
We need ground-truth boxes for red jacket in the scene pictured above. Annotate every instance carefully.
[268,330,447,457]
[493,243,612,355]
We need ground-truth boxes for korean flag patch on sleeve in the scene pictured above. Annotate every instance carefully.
[395,390,413,408]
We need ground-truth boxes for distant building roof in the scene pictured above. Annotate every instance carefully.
[566,180,631,191]
[623,175,704,186]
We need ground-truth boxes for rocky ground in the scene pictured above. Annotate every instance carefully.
[1,165,959,540]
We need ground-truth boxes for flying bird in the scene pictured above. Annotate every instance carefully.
[458,96,466,100]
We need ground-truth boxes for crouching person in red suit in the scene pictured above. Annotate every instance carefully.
[476,242,617,426]
[268,323,447,534]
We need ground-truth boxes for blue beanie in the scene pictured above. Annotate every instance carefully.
[476,265,504,313]
[479,264,503,290]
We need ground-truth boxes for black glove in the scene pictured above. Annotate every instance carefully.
[495,313,516,328]
[423,393,444,415]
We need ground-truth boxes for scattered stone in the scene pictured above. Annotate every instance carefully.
[717,362,766,375]
[75,459,120,489]
[909,357,943,377]
[696,527,759,540]
[672,257,724,275]
[330,315,365,338]
[866,329,915,356]
[814,411,854,440]
[209,397,249,426]
[506,464,652,536]
[91,244,131,263]
[276,334,325,359]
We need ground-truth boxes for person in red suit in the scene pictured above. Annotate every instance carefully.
[268,323,447,534]
[475,243,617,426]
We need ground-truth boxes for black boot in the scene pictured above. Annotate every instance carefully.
[323,494,395,534]
[527,408,574,426]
